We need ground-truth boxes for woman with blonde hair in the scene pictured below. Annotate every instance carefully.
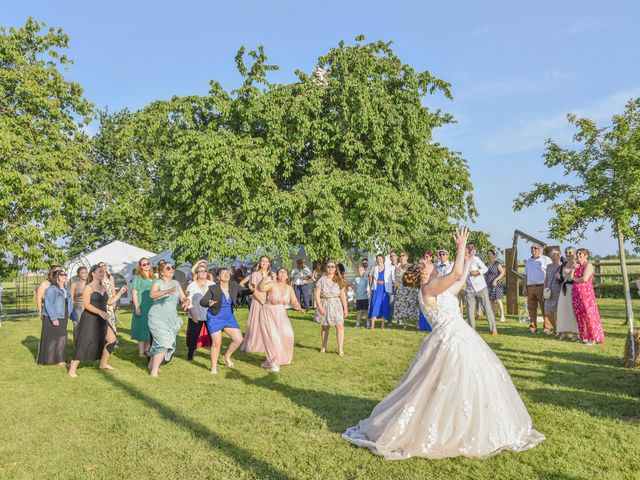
[314,260,348,355]
[570,248,605,345]
[185,260,214,360]
[148,261,191,377]
[131,257,155,356]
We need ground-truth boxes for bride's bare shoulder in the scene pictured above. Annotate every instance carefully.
[419,285,438,308]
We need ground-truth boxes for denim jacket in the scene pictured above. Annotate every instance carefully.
[43,285,74,322]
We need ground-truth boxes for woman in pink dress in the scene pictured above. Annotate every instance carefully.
[257,268,304,372]
[240,256,276,352]
[570,248,605,345]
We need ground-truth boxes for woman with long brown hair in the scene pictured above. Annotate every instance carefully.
[314,260,348,355]
[131,257,155,356]
[258,267,304,372]
[68,264,127,377]
[240,255,276,353]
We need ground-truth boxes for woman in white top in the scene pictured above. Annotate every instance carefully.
[185,261,215,360]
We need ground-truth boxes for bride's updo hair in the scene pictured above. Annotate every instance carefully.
[403,263,425,288]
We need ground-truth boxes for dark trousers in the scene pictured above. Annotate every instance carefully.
[294,284,311,310]
[186,320,209,360]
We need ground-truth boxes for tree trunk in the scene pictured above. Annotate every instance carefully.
[616,225,636,365]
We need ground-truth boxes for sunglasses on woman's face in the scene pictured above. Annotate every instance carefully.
[141,262,150,267]
[164,266,174,271]
[197,269,207,273]
[327,265,336,269]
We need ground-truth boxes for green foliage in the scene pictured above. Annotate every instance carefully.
[69,109,163,256]
[124,37,476,263]
[513,98,640,247]
[0,18,92,271]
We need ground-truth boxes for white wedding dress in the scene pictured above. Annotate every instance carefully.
[343,287,545,459]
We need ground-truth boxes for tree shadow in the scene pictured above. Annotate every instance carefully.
[101,374,294,480]
[21,335,39,360]
[226,369,378,434]
[523,385,640,423]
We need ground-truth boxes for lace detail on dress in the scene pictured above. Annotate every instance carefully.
[398,406,415,435]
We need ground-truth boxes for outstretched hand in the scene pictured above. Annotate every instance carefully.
[453,227,469,250]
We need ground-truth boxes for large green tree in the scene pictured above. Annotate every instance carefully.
[148,38,476,263]
[0,18,92,273]
[514,98,640,362]
[69,109,163,255]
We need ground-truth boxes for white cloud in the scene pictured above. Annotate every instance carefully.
[458,71,571,99]
[483,88,640,155]
[565,17,613,35]
[467,25,490,38]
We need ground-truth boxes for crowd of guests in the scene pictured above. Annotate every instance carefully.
[523,244,605,345]
[33,242,606,377]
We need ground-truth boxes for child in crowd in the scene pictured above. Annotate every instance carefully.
[353,265,370,327]
[346,284,356,311]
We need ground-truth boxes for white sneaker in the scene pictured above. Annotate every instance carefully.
[269,366,280,373]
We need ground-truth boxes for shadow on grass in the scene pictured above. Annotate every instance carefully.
[227,370,378,433]
[523,385,640,423]
[101,374,294,480]
[21,335,39,361]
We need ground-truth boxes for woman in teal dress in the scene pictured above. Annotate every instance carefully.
[148,261,190,378]
[131,257,155,356]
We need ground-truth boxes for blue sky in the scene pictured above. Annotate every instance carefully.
[5,1,640,256]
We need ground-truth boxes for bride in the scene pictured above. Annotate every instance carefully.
[343,228,544,459]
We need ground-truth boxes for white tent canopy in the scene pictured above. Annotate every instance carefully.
[67,240,156,305]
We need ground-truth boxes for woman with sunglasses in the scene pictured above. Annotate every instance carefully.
[68,264,127,377]
[185,261,214,361]
[314,261,348,355]
[131,257,155,356]
[38,269,74,365]
[569,248,605,345]
[148,261,191,377]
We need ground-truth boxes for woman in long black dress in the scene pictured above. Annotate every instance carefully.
[38,269,73,365]
[68,264,127,378]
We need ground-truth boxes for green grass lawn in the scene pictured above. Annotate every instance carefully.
[1,299,639,479]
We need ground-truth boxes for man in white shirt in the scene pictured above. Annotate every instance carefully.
[291,258,312,310]
[522,243,553,334]
[436,249,453,276]
[464,244,497,335]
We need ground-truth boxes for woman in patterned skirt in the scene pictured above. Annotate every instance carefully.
[484,249,506,323]
[393,253,418,329]
[543,248,563,335]
[314,261,348,355]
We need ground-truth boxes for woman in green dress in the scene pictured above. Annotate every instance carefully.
[131,257,155,356]
[148,260,190,378]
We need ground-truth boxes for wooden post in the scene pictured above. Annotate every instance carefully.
[594,258,602,286]
[505,247,519,315]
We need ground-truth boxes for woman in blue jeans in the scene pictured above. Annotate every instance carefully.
[38,270,74,365]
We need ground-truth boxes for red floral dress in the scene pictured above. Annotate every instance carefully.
[571,262,605,343]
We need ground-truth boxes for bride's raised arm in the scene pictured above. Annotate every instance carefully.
[422,227,469,298]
